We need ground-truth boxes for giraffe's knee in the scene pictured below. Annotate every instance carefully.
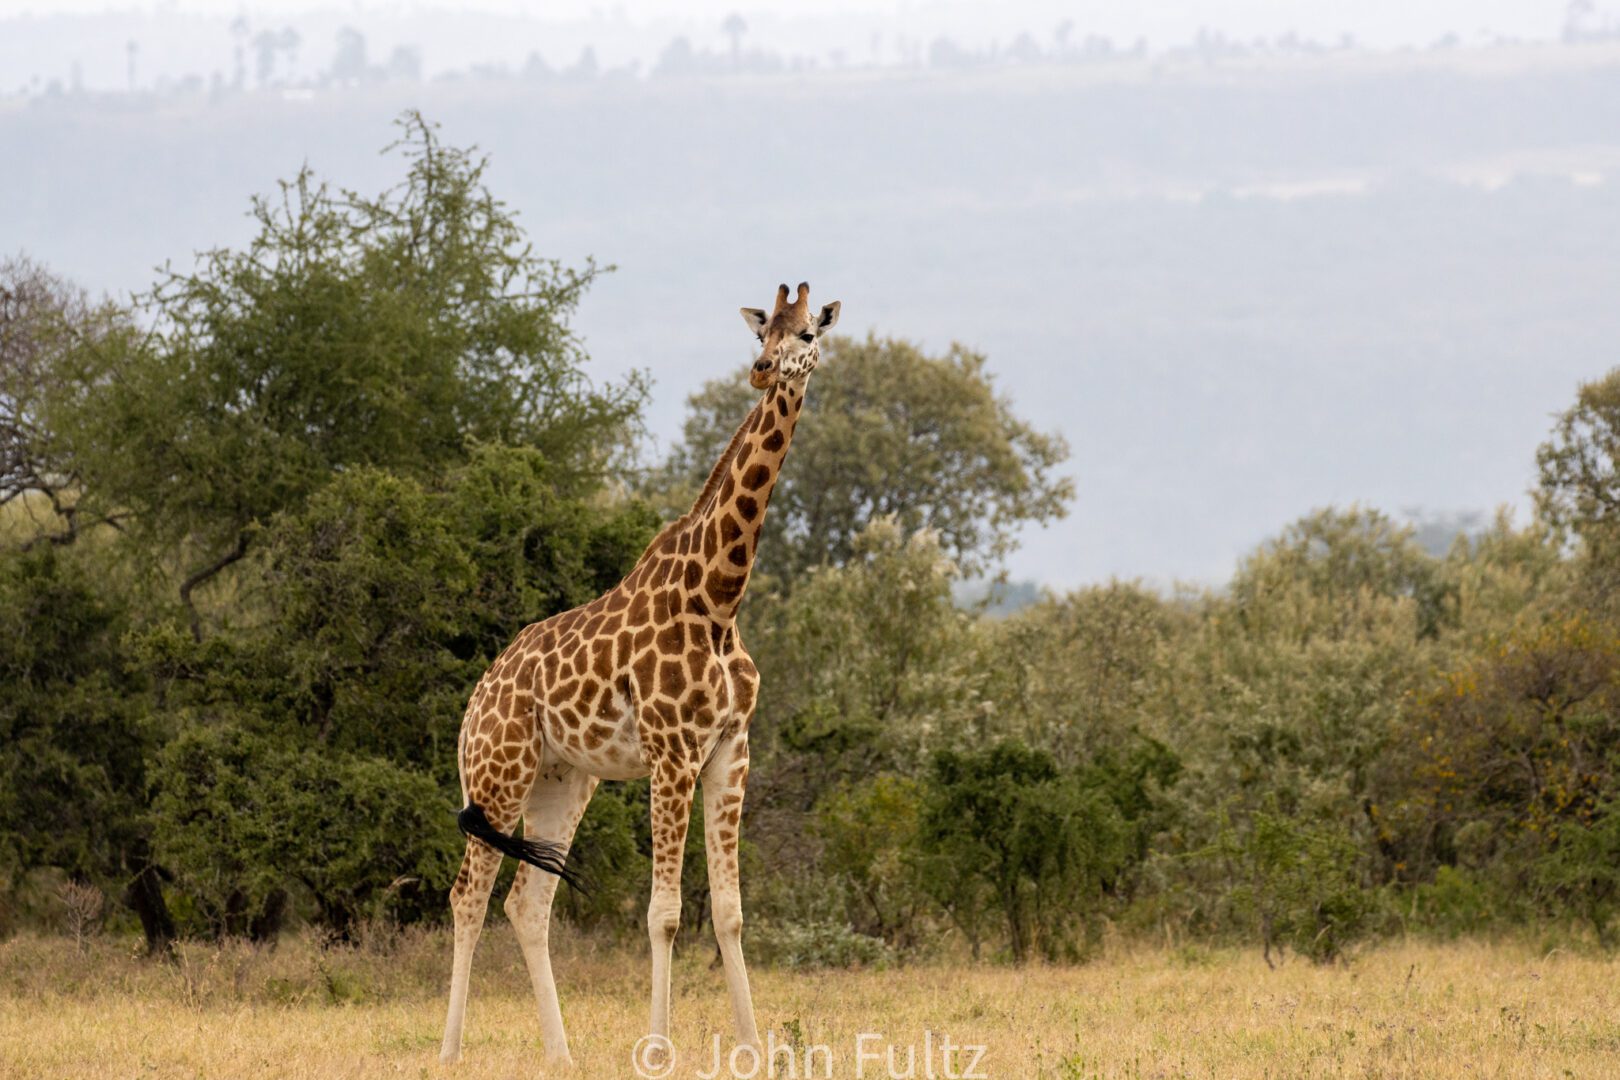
[449,866,479,908]
[449,845,502,914]
[647,891,682,944]
[503,883,533,925]
[712,894,744,942]
[503,872,557,928]
[449,885,487,937]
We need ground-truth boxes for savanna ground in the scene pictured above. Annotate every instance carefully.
[2,930,1618,1079]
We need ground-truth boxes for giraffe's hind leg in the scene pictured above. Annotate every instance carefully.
[441,703,540,1064]
[504,764,599,1064]
[439,816,507,1063]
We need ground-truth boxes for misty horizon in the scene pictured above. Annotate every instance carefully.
[5,3,1620,590]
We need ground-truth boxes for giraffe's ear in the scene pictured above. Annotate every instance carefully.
[815,301,841,336]
[740,308,768,338]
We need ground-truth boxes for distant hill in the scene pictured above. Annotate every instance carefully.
[955,579,1046,616]
[5,43,1619,586]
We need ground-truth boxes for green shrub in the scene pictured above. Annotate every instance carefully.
[149,724,460,939]
[555,783,646,931]
[1409,866,1504,939]
[750,918,893,970]
[916,741,1133,963]
[1214,805,1375,964]
[815,774,929,950]
[1533,806,1620,947]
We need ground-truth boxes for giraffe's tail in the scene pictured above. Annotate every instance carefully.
[456,803,587,892]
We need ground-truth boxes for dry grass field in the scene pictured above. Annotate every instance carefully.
[3,928,1619,1078]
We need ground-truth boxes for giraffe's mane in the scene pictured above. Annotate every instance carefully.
[634,394,764,567]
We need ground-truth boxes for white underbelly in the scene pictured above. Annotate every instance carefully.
[540,693,651,781]
[567,742,651,781]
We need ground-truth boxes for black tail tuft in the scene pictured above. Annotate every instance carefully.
[457,803,588,893]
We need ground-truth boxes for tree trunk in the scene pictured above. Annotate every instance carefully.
[1003,880,1027,964]
[124,859,176,957]
[250,889,288,944]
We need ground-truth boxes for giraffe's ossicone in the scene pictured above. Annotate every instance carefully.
[440,282,842,1067]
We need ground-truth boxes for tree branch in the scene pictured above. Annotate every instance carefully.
[180,532,251,642]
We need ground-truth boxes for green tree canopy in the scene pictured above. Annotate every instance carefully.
[148,723,460,940]
[747,520,975,810]
[1537,368,1620,604]
[658,336,1071,579]
[1229,506,1455,642]
[140,453,657,780]
[917,740,1134,963]
[0,256,131,550]
[973,582,1180,768]
[44,114,643,635]
[0,547,174,947]
[1538,368,1620,542]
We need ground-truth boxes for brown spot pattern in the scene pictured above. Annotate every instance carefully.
[450,374,806,973]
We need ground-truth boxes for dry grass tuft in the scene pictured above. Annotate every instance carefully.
[3,930,1619,1077]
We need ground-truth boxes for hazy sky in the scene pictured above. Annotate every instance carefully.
[0,0,1584,51]
[1,1,1605,98]
[6,3,1619,588]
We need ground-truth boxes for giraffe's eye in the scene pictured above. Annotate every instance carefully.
[798,332,815,343]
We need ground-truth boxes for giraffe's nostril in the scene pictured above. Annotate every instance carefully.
[753,360,771,372]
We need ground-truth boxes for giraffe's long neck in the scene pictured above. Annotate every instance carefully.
[684,379,807,623]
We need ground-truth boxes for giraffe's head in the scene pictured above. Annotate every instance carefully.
[740,282,841,391]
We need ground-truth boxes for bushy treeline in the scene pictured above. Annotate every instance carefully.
[6,117,1620,968]
[731,506,1594,966]
[729,378,1620,965]
[1,117,652,949]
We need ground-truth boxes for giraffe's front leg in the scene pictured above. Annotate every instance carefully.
[702,733,760,1050]
[645,758,699,1065]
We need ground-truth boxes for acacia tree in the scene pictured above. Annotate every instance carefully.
[131,451,657,938]
[973,582,1179,769]
[1399,613,1620,933]
[148,723,461,940]
[0,257,133,550]
[916,741,1132,963]
[0,548,175,951]
[744,520,977,855]
[1537,368,1620,602]
[46,113,644,638]
[1538,369,1620,539]
[1,116,653,948]
[657,336,1071,580]
[227,452,656,775]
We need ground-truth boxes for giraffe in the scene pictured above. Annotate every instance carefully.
[439,282,841,1068]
